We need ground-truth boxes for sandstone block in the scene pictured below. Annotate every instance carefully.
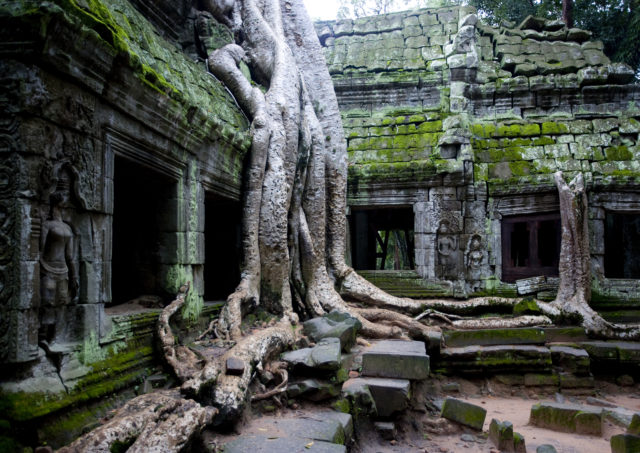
[441,397,487,430]
[361,339,430,380]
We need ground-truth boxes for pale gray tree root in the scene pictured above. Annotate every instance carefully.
[536,172,640,340]
[57,390,216,453]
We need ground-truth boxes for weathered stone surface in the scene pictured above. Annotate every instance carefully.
[550,346,590,375]
[287,379,340,401]
[303,311,362,352]
[443,327,545,347]
[361,340,429,380]
[489,419,513,451]
[437,345,552,374]
[536,445,558,453]
[627,413,640,435]
[282,337,341,372]
[611,434,640,453]
[374,421,396,439]
[224,436,346,453]
[441,397,487,430]
[342,377,410,417]
[226,357,245,376]
[529,402,602,435]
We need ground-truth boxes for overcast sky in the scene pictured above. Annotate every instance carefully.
[303,0,340,20]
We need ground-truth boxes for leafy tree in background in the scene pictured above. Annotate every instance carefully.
[469,0,640,74]
[337,0,432,18]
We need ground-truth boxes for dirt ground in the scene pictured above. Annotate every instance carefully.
[210,376,639,453]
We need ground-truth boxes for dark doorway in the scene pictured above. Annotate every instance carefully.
[111,156,177,305]
[204,195,241,300]
[605,213,640,278]
[501,212,561,282]
[350,207,415,270]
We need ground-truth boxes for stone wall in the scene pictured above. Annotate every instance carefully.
[0,0,243,445]
[319,7,640,302]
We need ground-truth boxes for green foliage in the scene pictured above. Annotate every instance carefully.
[467,0,640,75]
[337,0,431,19]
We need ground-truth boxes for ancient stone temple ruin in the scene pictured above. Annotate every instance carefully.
[1,0,640,451]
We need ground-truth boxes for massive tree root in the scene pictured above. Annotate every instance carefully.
[536,172,640,339]
[57,390,216,453]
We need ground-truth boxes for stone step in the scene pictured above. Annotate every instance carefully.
[342,377,410,417]
[580,341,640,375]
[550,345,590,375]
[435,344,552,374]
[361,339,430,380]
[223,411,352,453]
[356,270,453,298]
[443,327,546,348]
[542,326,588,342]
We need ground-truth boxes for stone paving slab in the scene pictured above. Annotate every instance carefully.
[361,340,430,380]
[239,416,346,444]
[224,435,346,453]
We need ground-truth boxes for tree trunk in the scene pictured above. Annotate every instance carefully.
[537,172,640,339]
[562,0,574,28]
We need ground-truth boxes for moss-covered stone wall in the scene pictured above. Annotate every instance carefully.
[320,7,640,304]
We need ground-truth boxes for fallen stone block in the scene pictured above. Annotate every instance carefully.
[489,419,513,451]
[361,340,430,380]
[287,379,340,401]
[529,402,602,435]
[282,337,341,372]
[441,397,487,430]
[342,377,410,417]
[303,311,362,352]
[513,432,526,453]
[611,434,640,453]
[628,413,640,435]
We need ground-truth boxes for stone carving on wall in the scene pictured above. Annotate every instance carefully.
[436,220,460,280]
[465,233,484,280]
[38,166,80,345]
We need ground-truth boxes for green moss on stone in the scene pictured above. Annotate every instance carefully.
[604,146,633,161]
[541,122,570,135]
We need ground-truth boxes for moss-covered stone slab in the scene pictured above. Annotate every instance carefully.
[437,344,552,374]
[443,328,546,348]
[627,413,640,435]
[223,435,346,453]
[342,377,410,417]
[542,327,588,343]
[489,418,513,450]
[441,397,487,430]
[611,434,640,453]
[529,402,603,435]
[361,340,429,380]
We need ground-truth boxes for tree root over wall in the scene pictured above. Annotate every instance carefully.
[58,2,640,451]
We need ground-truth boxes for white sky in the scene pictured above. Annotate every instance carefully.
[303,0,340,20]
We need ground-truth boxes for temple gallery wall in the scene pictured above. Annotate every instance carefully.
[0,0,639,447]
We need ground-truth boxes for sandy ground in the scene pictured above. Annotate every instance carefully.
[210,377,640,453]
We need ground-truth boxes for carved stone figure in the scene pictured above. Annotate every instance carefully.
[465,234,484,280]
[39,191,78,344]
[437,220,459,279]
